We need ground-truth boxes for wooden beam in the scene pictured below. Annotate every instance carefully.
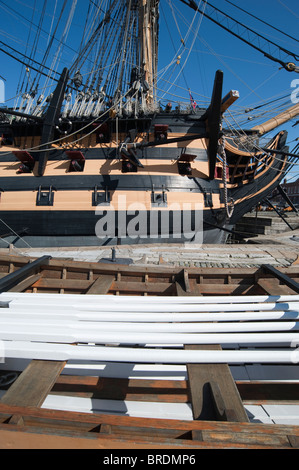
[197,283,253,295]
[262,264,299,293]
[0,256,51,292]
[257,278,296,295]
[111,281,174,294]
[7,274,41,293]
[32,278,93,290]
[236,381,299,404]
[0,403,298,448]
[86,275,114,295]
[51,376,189,403]
[0,402,298,436]
[0,426,284,449]
[1,360,66,408]
[176,275,249,423]
[185,344,249,423]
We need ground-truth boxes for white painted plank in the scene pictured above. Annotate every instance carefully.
[4,299,299,313]
[63,362,188,380]
[244,405,273,424]
[2,292,299,303]
[2,309,299,322]
[262,405,299,425]
[1,325,299,345]
[0,319,298,333]
[245,365,299,381]
[2,341,299,363]
[41,395,194,421]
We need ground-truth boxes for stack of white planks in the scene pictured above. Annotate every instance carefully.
[0,293,298,364]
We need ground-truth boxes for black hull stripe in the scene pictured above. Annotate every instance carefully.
[0,209,221,238]
[0,174,221,192]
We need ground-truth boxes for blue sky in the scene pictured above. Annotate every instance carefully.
[0,0,298,180]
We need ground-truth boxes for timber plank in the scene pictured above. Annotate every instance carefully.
[176,279,249,423]
[185,345,249,423]
[7,274,41,293]
[262,264,299,293]
[111,280,173,294]
[175,280,200,297]
[10,374,299,404]
[197,284,253,295]
[1,360,66,408]
[257,278,296,295]
[0,403,298,435]
[0,427,283,449]
[32,278,93,290]
[199,429,290,447]
[0,403,298,447]
[86,275,114,295]
[237,382,299,403]
[98,424,290,447]
[51,376,189,403]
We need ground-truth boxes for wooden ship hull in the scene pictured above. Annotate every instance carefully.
[0,85,293,248]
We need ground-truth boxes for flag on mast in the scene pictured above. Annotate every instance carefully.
[189,89,197,109]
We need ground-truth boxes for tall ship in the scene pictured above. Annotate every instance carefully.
[0,0,298,247]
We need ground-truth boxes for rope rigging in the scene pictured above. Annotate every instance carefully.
[0,0,298,122]
[180,0,299,73]
[224,0,299,45]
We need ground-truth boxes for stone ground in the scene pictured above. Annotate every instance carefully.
[4,227,299,268]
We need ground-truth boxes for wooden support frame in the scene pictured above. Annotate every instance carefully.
[0,253,297,297]
[176,270,249,424]
[262,264,299,293]
[0,254,299,448]
[0,256,51,293]
[0,403,298,449]
[185,345,249,423]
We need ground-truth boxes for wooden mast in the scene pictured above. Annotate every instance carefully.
[139,0,159,107]
[251,103,299,135]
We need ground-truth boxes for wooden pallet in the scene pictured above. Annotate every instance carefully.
[0,253,298,296]
[0,253,298,449]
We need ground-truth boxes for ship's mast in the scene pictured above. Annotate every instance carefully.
[138,0,159,107]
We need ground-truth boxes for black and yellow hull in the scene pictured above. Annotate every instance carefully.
[0,113,289,247]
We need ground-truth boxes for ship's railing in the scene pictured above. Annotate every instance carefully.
[226,133,284,184]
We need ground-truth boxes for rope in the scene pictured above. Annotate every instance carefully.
[219,135,234,218]
[0,85,136,159]
[224,112,299,170]
[0,218,32,249]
